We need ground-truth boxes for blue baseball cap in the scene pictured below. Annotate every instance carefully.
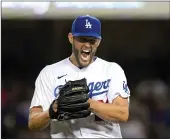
[71,15,102,39]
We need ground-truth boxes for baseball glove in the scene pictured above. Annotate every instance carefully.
[49,78,91,121]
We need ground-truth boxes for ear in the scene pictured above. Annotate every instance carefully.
[96,39,101,47]
[68,33,73,44]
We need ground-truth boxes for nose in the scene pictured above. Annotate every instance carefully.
[84,42,91,48]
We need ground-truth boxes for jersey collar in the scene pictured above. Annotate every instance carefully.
[66,56,98,72]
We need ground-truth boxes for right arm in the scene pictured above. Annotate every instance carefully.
[28,101,58,131]
[28,66,56,131]
[28,106,50,131]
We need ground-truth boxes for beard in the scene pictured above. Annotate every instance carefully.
[72,42,97,68]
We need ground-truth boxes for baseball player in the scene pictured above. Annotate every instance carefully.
[28,15,130,138]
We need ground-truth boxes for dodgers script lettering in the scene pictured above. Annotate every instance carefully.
[54,79,111,98]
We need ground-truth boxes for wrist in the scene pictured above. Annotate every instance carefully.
[88,98,96,110]
[45,110,50,119]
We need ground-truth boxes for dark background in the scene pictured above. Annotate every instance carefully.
[2,19,170,138]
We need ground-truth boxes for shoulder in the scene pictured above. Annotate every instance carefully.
[38,58,69,78]
[97,57,124,73]
[97,58,127,83]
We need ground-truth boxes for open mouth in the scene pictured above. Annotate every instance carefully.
[81,50,91,61]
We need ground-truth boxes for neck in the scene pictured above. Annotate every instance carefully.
[70,54,79,67]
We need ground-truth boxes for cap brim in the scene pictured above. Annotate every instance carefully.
[72,32,101,39]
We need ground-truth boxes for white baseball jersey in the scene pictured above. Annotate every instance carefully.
[30,57,130,138]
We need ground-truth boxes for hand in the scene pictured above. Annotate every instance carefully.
[52,100,58,112]
[88,98,93,105]
[49,99,58,119]
[88,98,95,111]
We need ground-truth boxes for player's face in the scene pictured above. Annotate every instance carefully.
[68,33,101,68]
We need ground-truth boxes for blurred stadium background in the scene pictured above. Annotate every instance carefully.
[1,2,170,138]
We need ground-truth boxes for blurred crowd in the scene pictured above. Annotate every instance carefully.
[2,78,51,138]
[2,77,170,138]
[121,79,170,138]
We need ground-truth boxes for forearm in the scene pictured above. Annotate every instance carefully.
[28,110,50,131]
[94,111,119,123]
[89,99,128,122]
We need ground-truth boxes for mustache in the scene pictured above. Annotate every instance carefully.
[81,45,92,51]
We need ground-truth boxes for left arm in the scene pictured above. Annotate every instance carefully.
[88,96,129,122]
[89,63,130,123]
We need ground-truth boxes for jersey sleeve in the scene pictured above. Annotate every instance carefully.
[30,66,54,111]
[107,63,130,103]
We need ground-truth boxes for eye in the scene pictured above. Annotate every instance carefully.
[80,38,87,42]
[89,39,96,45]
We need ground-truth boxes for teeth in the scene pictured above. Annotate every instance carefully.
[82,50,90,52]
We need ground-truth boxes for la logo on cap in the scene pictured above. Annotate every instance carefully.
[85,19,92,29]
